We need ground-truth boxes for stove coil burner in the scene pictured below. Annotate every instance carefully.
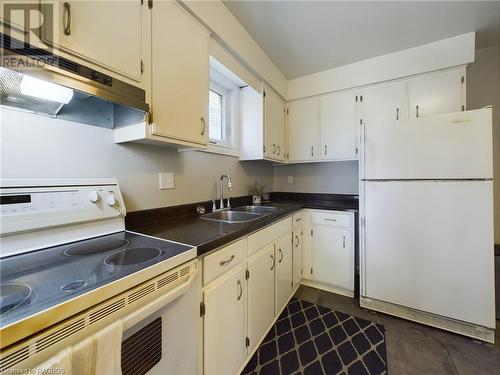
[104,248,162,268]
[64,238,130,256]
[0,284,32,315]
[61,280,88,293]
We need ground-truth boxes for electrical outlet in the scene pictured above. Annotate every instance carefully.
[288,176,293,184]
[159,172,175,190]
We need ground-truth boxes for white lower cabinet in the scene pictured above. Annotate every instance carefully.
[292,227,303,290]
[247,244,275,352]
[275,233,293,313]
[303,210,355,295]
[203,264,247,375]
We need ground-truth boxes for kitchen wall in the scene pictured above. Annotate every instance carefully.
[273,161,359,194]
[466,43,500,242]
[0,109,273,212]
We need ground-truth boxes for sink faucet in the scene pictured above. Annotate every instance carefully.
[219,174,233,210]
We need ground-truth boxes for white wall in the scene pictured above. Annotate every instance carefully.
[466,44,500,242]
[183,0,288,98]
[0,109,273,212]
[288,32,475,100]
[273,161,358,194]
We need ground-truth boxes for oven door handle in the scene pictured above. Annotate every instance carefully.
[122,267,198,330]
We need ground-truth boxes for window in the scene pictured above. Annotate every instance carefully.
[207,72,236,152]
[209,89,224,142]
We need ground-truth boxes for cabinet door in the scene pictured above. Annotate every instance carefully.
[302,211,313,280]
[49,1,143,82]
[151,1,209,146]
[320,90,358,160]
[204,265,247,375]
[408,69,465,118]
[361,82,408,125]
[292,229,303,289]
[287,98,320,162]
[264,87,286,161]
[312,224,354,291]
[247,244,275,352]
[275,234,293,313]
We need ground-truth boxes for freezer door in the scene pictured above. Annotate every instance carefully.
[363,108,493,180]
[363,180,495,328]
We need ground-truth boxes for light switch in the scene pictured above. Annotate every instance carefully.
[159,172,175,190]
[288,176,293,184]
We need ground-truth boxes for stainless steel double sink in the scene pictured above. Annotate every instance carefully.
[200,205,281,223]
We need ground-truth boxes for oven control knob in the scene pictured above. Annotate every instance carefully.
[106,192,117,207]
[89,190,100,203]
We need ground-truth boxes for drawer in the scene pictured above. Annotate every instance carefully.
[248,217,292,257]
[311,211,353,227]
[292,211,303,227]
[203,238,246,285]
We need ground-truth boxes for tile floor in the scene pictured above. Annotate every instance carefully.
[294,286,500,375]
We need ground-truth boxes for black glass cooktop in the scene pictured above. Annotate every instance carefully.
[0,231,194,329]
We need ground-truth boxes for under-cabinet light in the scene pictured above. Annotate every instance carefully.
[20,74,73,104]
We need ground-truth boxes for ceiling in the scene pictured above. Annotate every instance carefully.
[223,1,500,79]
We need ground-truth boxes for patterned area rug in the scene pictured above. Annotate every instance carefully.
[242,298,387,375]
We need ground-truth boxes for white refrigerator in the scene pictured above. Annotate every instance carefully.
[360,108,495,342]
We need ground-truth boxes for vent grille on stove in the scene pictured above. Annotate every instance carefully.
[0,260,196,371]
[36,319,86,353]
[0,346,29,373]
[90,299,126,325]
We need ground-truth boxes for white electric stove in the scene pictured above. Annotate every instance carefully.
[0,179,199,373]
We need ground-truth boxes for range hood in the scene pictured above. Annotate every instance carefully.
[0,33,148,128]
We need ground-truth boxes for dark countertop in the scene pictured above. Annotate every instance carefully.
[126,193,358,256]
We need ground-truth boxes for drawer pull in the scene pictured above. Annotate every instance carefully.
[342,235,346,248]
[324,218,337,222]
[270,254,275,270]
[63,2,72,36]
[278,248,283,263]
[219,255,235,266]
[295,235,300,248]
[236,280,242,301]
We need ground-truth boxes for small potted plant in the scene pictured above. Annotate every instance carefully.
[249,181,265,205]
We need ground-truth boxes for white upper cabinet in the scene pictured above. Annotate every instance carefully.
[150,1,209,147]
[264,85,286,161]
[46,1,144,84]
[361,81,408,125]
[239,84,286,163]
[320,90,359,160]
[408,68,465,118]
[287,97,320,162]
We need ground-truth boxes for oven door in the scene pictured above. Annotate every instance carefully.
[121,269,200,375]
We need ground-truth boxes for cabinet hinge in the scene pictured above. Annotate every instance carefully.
[263,145,266,153]
[355,147,358,154]
[461,76,465,84]
[311,267,313,275]
[310,229,313,236]
[360,118,363,125]
[245,269,250,280]
[355,95,358,102]
[461,105,465,111]
[140,60,144,75]
[200,301,205,317]
[245,337,250,347]
[148,0,153,9]
[360,95,363,102]
[263,90,266,98]
[286,108,289,115]
[148,111,153,124]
